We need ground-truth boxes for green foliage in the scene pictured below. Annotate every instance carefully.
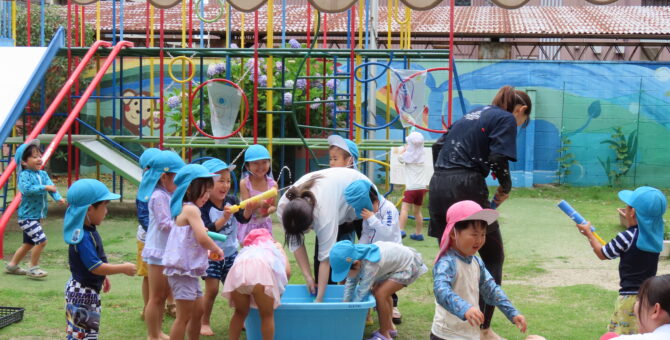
[14,4,95,133]
[556,134,579,185]
[598,126,638,187]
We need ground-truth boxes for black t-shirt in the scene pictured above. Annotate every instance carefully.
[68,225,107,292]
[434,105,518,176]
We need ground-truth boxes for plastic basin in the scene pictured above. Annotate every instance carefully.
[244,284,376,340]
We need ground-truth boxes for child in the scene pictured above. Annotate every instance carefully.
[610,274,670,339]
[576,186,666,335]
[344,179,401,245]
[222,228,290,340]
[397,131,429,241]
[237,144,278,242]
[140,150,185,340]
[199,158,252,336]
[63,179,137,339]
[5,139,65,279]
[328,134,359,168]
[136,147,160,320]
[432,200,526,340]
[164,164,224,340]
[330,240,427,340]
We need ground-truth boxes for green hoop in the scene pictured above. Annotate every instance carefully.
[195,0,225,23]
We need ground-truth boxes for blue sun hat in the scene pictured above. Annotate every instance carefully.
[170,164,217,218]
[618,186,667,253]
[139,148,161,170]
[202,158,236,173]
[330,240,381,282]
[244,144,271,163]
[344,179,377,218]
[63,179,120,245]
[327,135,359,167]
[137,150,185,202]
[14,139,41,173]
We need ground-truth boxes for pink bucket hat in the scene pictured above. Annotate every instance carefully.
[435,200,499,263]
[243,228,275,247]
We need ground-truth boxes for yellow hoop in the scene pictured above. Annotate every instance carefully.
[168,56,195,84]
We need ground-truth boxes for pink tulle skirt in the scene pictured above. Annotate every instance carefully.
[221,257,285,309]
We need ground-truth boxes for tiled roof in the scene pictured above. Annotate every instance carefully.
[80,3,670,38]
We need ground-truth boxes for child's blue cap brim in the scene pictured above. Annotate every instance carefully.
[618,186,667,253]
[14,139,40,173]
[329,240,381,282]
[137,150,185,202]
[344,180,374,218]
[170,164,216,218]
[63,179,120,245]
[244,144,271,163]
[202,158,236,173]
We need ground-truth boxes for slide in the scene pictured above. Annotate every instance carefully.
[75,139,143,185]
[0,28,64,145]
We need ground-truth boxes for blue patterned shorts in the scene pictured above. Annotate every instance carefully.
[65,279,101,340]
[203,251,237,282]
[19,219,46,245]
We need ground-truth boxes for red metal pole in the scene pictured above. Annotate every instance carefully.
[349,7,355,139]
[0,41,133,258]
[159,9,165,149]
[305,4,311,173]
[447,0,454,126]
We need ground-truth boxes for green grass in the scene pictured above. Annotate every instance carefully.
[1,185,669,339]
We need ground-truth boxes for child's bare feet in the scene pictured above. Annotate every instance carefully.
[200,324,215,336]
[159,332,170,340]
[480,328,506,340]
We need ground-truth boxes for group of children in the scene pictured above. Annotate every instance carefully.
[4,136,669,340]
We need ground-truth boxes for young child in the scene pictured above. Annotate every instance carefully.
[609,274,670,340]
[576,186,666,335]
[136,147,160,320]
[330,240,427,340]
[63,179,137,339]
[222,228,290,340]
[5,139,65,279]
[345,179,401,245]
[164,164,224,340]
[199,158,252,336]
[432,200,526,340]
[397,131,429,241]
[328,134,359,168]
[140,150,185,340]
[237,144,278,242]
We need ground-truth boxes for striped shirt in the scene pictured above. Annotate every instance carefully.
[601,226,659,295]
[602,228,637,260]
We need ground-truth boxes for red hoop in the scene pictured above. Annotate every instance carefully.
[394,67,450,134]
[189,78,249,140]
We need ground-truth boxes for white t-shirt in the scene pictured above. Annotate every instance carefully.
[360,197,401,244]
[403,162,429,191]
[613,324,670,340]
[276,167,373,261]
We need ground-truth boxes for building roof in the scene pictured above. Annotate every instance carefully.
[83,2,670,39]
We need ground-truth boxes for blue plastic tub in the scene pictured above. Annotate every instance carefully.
[245,284,376,340]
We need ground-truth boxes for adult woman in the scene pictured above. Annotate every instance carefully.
[276,167,373,302]
[428,85,531,340]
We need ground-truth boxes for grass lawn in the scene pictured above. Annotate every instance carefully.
[1,184,669,339]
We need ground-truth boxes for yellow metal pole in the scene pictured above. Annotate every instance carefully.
[266,0,274,159]
[355,0,363,144]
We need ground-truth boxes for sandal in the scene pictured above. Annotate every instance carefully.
[5,264,27,275]
[392,306,402,324]
[27,266,47,279]
[367,331,392,340]
[374,329,398,338]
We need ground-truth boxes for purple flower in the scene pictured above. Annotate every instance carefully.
[296,79,307,90]
[283,92,293,106]
[285,79,294,88]
[326,79,337,90]
[310,98,321,109]
[326,96,335,108]
[230,43,239,48]
[244,59,255,70]
[207,63,226,78]
[258,75,267,87]
[275,61,284,72]
[289,39,301,49]
[167,96,181,110]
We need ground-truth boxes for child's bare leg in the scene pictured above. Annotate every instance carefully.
[29,241,46,267]
[145,264,169,340]
[386,295,397,331]
[413,204,424,235]
[399,202,410,232]
[373,280,404,338]
[8,243,33,267]
[188,297,204,340]
[200,278,219,336]
[229,290,251,340]
[142,276,149,313]
[169,299,194,340]
[251,284,276,340]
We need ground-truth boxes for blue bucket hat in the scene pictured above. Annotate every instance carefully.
[170,164,217,218]
[137,150,185,202]
[330,240,381,282]
[63,179,120,245]
[244,144,271,163]
[344,179,377,218]
[139,148,161,169]
[327,135,359,167]
[14,139,41,173]
[202,158,236,173]
[618,186,667,253]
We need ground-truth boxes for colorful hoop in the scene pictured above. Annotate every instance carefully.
[168,56,196,84]
[189,78,249,140]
